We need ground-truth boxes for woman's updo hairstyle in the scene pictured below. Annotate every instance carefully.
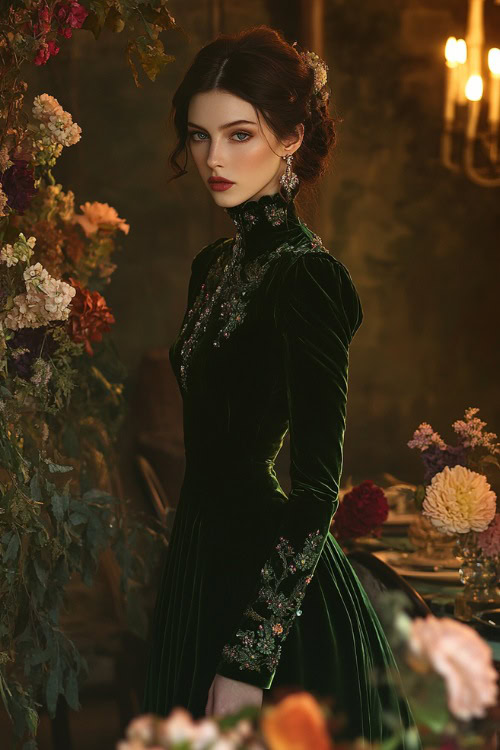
[168,25,339,189]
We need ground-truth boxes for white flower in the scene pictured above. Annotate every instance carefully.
[32,93,81,147]
[408,614,498,720]
[3,263,76,330]
[0,233,36,267]
[422,464,496,534]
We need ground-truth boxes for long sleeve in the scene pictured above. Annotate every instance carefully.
[215,251,364,689]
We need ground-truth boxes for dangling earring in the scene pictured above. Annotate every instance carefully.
[279,153,299,202]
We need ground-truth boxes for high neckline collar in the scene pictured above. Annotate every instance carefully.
[224,191,303,262]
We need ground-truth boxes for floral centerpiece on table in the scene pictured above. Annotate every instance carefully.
[116,591,499,750]
[408,407,500,615]
[331,479,389,544]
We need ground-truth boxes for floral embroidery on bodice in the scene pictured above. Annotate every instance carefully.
[178,192,327,392]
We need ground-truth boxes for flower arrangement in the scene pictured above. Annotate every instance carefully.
[116,592,499,750]
[408,408,500,615]
[0,0,176,83]
[408,409,499,551]
[408,407,500,485]
[331,479,389,542]
[0,33,175,742]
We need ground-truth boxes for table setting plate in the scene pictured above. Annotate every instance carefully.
[473,609,500,633]
[373,549,461,582]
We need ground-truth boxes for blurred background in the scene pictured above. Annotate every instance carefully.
[12,0,500,747]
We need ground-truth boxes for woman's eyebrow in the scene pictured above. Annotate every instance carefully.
[187,119,257,130]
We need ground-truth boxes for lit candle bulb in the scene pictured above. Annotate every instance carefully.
[444,37,458,123]
[465,74,483,139]
[488,48,500,129]
[455,39,468,105]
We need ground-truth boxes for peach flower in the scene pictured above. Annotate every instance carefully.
[261,691,334,750]
[408,615,498,720]
[71,200,130,237]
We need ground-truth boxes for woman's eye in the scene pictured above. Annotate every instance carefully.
[189,131,208,141]
[232,131,251,142]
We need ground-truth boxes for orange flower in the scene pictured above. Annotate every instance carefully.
[67,277,115,356]
[261,692,334,750]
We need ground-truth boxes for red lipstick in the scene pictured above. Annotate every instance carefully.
[208,176,235,192]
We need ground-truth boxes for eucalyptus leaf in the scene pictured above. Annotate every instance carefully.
[44,459,73,474]
[69,512,88,526]
[45,668,59,717]
[50,494,66,522]
[4,533,19,563]
[29,473,42,503]
[33,557,48,588]
[64,669,80,711]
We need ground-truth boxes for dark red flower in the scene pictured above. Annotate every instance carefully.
[32,3,52,36]
[34,39,60,64]
[67,278,115,356]
[332,480,389,541]
[0,159,38,214]
[54,1,88,37]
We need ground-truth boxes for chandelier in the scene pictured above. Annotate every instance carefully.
[441,0,500,186]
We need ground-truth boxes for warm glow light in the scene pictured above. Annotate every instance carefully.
[445,37,458,66]
[488,48,500,76]
[465,74,483,101]
[456,39,467,65]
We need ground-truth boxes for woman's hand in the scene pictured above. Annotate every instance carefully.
[205,673,263,717]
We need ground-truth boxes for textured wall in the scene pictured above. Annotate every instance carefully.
[24,0,500,498]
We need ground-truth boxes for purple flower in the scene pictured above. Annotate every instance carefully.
[421,443,468,484]
[0,159,38,214]
[7,327,57,380]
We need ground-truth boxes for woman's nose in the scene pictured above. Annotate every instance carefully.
[206,139,224,170]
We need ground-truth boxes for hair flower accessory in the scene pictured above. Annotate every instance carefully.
[301,49,329,95]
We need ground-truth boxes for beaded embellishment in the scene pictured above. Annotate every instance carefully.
[264,204,287,227]
[221,529,322,674]
[178,234,324,392]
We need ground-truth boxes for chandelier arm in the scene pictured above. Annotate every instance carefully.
[464,140,500,186]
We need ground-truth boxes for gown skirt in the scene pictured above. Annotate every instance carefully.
[142,467,419,744]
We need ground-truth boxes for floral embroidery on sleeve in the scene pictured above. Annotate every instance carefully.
[221,529,321,673]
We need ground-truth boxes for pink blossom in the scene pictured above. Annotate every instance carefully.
[408,422,447,452]
[477,513,500,558]
[408,615,498,720]
[452,406,500,454]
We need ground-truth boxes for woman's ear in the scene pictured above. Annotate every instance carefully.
[283,123,304,156]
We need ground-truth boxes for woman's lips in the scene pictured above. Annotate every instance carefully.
[208,179,235,192]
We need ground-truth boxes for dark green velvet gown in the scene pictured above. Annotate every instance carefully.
[142,191,420,746]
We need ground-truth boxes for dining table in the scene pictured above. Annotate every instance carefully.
[351,514,500,666]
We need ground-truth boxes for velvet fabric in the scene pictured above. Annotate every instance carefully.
[142,192,421,746]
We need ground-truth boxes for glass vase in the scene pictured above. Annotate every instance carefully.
[453,531,499,621]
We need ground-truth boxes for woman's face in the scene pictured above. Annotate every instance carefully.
[186,89,302,208]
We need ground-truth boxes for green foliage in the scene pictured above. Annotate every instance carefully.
[0,1,177,744]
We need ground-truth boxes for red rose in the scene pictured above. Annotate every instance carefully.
[67,278,115,356]
[332,479,389,541]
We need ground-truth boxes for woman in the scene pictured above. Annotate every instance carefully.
[142,25,420,746]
